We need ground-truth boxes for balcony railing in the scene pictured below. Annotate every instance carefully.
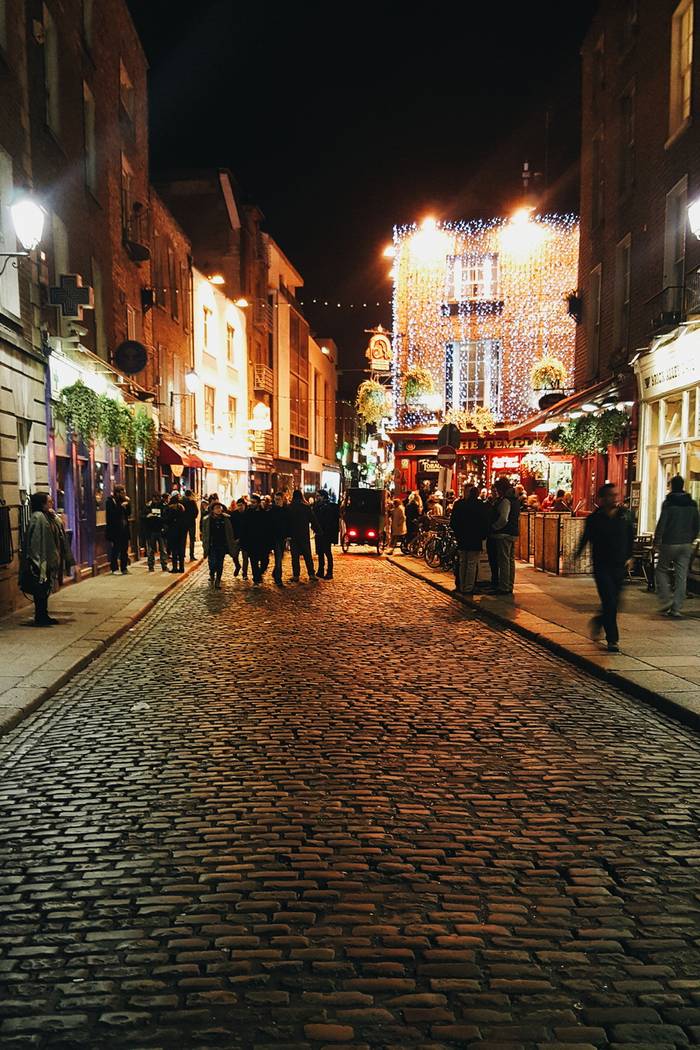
[254,298,274,332]
[685,266,700,317]
[646,285,684,336]
[253,363,274,394]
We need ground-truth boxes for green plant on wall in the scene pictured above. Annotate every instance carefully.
[133,409,157,462]
[54,381,102,444]
[356,379,390,424]
[98,395,135,451]
[404,365,434,403]
[549,409,629,456]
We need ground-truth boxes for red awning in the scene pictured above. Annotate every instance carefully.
[158,438,203,468]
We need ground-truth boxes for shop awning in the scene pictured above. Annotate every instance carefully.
[201,451,248,473]
[158,438,202,468]
[509,375,635,438]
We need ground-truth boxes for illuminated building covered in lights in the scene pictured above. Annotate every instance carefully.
[389,213,579,494]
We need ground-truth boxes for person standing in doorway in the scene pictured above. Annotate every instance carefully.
[490,478,520,595]
[450,483,490,595]
[315,489,340,578]
[654,474,700,618]
[106,484,131,574]
[287,489,319,582]
[164,493,187,573]
[577,482,634,653]
[182,489,199,562]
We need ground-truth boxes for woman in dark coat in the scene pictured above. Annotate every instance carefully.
[450,484,489,595]
[164,494,187,573]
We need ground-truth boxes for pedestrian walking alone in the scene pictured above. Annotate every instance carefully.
[141,492,168,572]
[106,484,131,574]
[577,482,634,652]
[315,490,340,577]
[654,474,699,618]
[387,498,407,554]
[182,489,199,561]
[202,501,236,588]
[287,489,319,582]
[164,493,187,573]
[490,478,520,594]
[21,492,74,626]
[450,484,490,595]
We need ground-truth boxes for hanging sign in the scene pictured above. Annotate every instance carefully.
[366,332,392,371]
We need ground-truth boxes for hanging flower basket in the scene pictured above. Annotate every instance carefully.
[356,379,390,424]
[470,405,496,437]
[531,356,567,392]
[404,365,434,404]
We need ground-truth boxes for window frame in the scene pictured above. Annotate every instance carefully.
[663,175,688,292]
[668,0,694,141]
[82,80,97,195]
[613,234,632,356]
[43,3,61,138]
[226,323,235,365]
[204,384,216,432]
[588,264,603,379]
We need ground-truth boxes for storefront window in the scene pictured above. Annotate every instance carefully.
[95,462,106,525]
[688,441,700,504]
[662,395,683,442]
[688,387,698,437]
[56,456,69,515]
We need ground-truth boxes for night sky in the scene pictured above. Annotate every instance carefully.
[128,1,598,397]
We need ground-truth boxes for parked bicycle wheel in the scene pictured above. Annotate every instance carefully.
[424,536,443,569]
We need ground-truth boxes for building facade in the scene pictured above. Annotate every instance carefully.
[192,269,249,504]
[305,336,339,498]
[389,214,579,494]
[576,0,700,541]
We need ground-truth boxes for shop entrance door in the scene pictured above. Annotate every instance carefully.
[658,450,681,519]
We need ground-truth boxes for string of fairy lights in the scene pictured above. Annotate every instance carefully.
[391,212,579,429]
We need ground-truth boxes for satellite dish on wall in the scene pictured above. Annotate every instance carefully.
[114,340,148,375]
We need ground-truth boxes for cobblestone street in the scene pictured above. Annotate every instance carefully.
[1,556,700,1050]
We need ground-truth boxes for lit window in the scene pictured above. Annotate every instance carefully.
[203,305,212,349]
[446,254,499,302]
[119,59,135,124]
[445,340,500,415]
[228,395,237,434]
[204,384,215,431]
[669,0,694,137]
[226,323,235,364]
[17,419,34,500]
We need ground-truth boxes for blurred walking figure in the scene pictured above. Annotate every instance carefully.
[654,475,699,618]
[387,498,407,554]
[106,484,131,574]
[287,489,319,582]
[141,492,168,572]
[269,491,290,586]
[182,489,199,561]
[577,483,634,653]
[164,493,187,573]
[229,497,250,579]
[22,492,74,626]
[315,489,340,578]
[450,484,490,595]
[202,501,236,588]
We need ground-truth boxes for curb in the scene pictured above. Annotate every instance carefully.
[387,556,700,734]
[1,559,202,738]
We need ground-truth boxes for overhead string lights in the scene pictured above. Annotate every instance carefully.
[298,298,393,309]
[391,212,580,430]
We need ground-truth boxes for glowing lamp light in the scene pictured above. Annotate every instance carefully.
[581,403,598,413]
[688,199,700,239]
[500,207,548,258]
[207,273,225,285]
[234,297,249,308]
[249,401,272,431]
[321,345,330,356]
[11,195,46,251]
[533,421,558,433]
[383,244,396,258]
[184,369,199,394]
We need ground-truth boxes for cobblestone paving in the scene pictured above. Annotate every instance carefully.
[1,556,700,1050]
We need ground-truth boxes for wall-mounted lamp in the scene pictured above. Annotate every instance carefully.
[207,274,225,285]
[0,193,46,276]
[184,368,199,393]
[688,199,700,239]
[234,297,249,308]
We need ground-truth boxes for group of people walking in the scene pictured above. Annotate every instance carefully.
[201,489,339,588]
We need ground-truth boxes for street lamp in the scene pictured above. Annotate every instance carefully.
[688,199,700,239]
[0,193,45,276]
[184,368,199,393]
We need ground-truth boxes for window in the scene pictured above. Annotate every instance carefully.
[82,0,94,49]
[154,234,166,307]
[228,396,237,434]
[0,0,8,53]
[226,323,235,364]
[91,256,106,359]
[181,262,190,332]
[82,81,97,193]
[591,127,604,228]
[0,146,20,319]
[618,83,635,196]
[120,153,132,235]
[592,34,605,112]
[588,264,602,378]
[663,175,688,292]
[43,4,61,136]
[16,419,34,500]
[289,310,309,448]
[621,0,638,51]
[202,305,212,349]
[669,0,693,138]
[445,340,500,414]
[613,235,632,356]
[168,247,179,320]
[204,384,215,431]
[126,303,136,341]
[119,59,135,125]
[446,254,499,301]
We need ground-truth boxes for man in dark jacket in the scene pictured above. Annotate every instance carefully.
[202,501,236,588]
[269,492,290,586]
[287,489,319,582]
[106,484,131,574]
[182,490,199,561]
[242,495,273,584]
[577,482,634,652]
[315,490,340,580]
[450,484,490,595]
[654,475,700,618]
[141,492,168,572]
[490,478,520,595]
[164,494,187,573]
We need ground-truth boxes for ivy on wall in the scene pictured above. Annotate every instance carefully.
[548,409,629,456]
[54,381,157,462]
